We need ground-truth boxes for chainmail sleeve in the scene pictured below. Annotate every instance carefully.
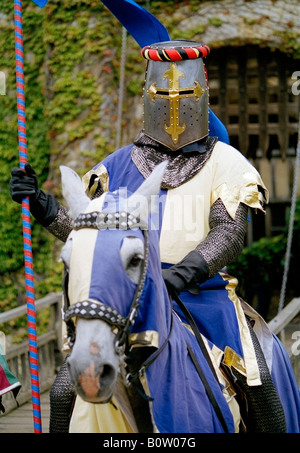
[196,199,248,278]
[45,205,73,243]
[45,178,104,243]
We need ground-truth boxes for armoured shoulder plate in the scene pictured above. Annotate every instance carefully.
[82,164,109,199]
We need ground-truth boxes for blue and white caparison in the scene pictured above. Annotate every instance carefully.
[59,163,299,433]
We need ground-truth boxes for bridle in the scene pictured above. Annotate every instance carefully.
[63,209,174,391]
[63,210,150,356]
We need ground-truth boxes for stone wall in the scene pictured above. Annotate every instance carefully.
[173,0,299,53]
[45,0,300,187]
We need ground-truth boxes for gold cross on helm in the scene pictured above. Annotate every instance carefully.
[147,62,205,145]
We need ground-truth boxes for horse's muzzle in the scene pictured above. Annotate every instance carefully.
[67,355,117,403]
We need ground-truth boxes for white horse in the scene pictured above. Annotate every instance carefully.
[58,163,298,433]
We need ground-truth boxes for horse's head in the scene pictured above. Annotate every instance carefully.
[59,162,167,405]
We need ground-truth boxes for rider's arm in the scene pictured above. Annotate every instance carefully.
[196,198,248,278]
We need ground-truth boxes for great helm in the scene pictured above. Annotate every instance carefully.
[141,40,210,151]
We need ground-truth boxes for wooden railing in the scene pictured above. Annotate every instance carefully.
[268,297,300,385]
[0,293,299,415]
[0,292,63,414]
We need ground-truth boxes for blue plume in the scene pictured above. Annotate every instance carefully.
[101,0,170,47]
[31,0,48,6]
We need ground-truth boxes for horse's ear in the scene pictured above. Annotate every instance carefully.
[128,161,167,221]
[60,165,90,220]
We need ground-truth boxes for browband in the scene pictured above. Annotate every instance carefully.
[73,211,148,231]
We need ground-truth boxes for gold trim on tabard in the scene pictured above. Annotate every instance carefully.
[212,171,269,220]
[82,164,109,198]
[128,330,159,349]
[223,346,247,376]
[220,272,261,386]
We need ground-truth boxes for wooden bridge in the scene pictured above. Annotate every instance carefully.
[0,292,299,434]
[0,292,62,433]
[0,390,50,433]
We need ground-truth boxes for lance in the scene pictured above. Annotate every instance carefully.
[13,0,42,433]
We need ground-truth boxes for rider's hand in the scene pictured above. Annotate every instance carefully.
[162,250,209,297]
[10,163,40,203]
[10,162,60,227]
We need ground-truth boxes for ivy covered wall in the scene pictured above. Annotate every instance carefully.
[0,1,52,309]
[0,0,299,312]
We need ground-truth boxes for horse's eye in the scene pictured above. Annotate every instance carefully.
[129,255,142,268]
[120,236,144,284]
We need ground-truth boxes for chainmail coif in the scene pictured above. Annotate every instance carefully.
[131,131,217,189]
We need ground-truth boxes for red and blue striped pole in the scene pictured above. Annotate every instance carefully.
[14,0,42,433]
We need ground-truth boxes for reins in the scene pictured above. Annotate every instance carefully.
[172,292,230,433]
[125,298,174,390]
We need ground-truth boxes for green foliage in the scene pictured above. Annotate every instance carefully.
[127,78,143,97]
[228,199,300,304]
[0,1,51,286]
[273,30,300,58]
[0,0,124,311]
[208,17,223,27]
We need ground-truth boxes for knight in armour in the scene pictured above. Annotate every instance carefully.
[10,37,300,433]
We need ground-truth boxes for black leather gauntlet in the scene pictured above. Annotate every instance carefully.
[162,250,209,297]
[10,163,59,227]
